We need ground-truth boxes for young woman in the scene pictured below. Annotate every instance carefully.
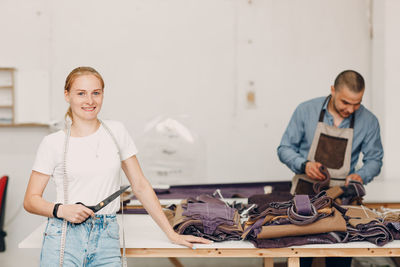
[24,66,209,266]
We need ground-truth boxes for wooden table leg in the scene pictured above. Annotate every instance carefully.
[168,257,184,267]
[263,257,274,267]
[288,257,300,267]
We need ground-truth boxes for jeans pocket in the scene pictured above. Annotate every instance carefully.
[44,218,62,237]
[106,221,120,240]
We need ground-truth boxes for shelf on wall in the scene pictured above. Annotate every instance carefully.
[0,68,15,124]
[0,68,49,128]
[0,123,49,127]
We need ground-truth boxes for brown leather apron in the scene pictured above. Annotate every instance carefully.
[290,95,354,195]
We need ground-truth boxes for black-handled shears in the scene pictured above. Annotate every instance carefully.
[75,185,130,223]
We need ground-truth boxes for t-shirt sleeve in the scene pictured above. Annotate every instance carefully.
[32,136,57,176]
[118,123,138,161]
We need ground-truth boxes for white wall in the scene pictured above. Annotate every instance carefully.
[372,0,400,181]
[45,0,371,184]
[0,127,53,265]
[0,0,51,124]
[0,1,388,266]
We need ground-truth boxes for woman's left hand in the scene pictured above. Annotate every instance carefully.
[168,232,212,249]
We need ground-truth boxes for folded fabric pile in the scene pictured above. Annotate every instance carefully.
[375,207,400,240]
[162,171,395,248]
[338,205,393,246]
[165,194,243,242]
[242,192,347,248]
[243,190,394,248]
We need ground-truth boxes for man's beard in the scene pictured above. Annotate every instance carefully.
[332,97,349,118]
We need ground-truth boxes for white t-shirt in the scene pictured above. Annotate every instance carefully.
[32,120,138,214]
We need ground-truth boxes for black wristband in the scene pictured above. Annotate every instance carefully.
[52,203,62,219]
[300,160,309,173]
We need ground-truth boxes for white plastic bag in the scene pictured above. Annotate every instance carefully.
[137,115,206,185]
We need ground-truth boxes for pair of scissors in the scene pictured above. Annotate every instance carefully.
[75,185,130,224]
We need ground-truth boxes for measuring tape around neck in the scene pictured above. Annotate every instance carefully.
[59,119,127,267]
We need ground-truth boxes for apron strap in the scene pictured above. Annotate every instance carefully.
[349,113,355,128]
[318,95,355,129]
[318,96,331,122]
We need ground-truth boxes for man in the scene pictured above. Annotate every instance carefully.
[277,70,383,267]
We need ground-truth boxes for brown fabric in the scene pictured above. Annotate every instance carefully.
[291,166,330,196]
[165,209,175,225]
[345,206,381,227]
[248,192,293,214]
[315,133,347,169]
[256,207,346,239]
[326,186,344,199]
[293,176,316,195]
[314,165,331,193]
[377,207,400,222]
[172,204,186,228]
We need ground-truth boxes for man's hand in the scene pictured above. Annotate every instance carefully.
[305,161,326,181]
[345,173,363,186]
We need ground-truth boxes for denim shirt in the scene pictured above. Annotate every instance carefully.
[277,96,383,184]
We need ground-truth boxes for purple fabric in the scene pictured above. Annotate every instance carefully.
[340,181,366,205]
[136,181,291,200]
[248,191,293,215]
[182,203,235,235]
[173,195,243,241]
[313,165,330,193]
[345,221,393,246]
[385,222,400,240]
[287,204,324,226]
[183,203,234,220]
[182,225,241,242]
[119,208,147,214]
[121,181,291,214]
[294,195,312,216]
[194,194,227,205]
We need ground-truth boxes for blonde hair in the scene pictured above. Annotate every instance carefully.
[64,66,105,121]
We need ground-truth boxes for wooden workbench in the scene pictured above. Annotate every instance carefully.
[19,214,400,267]
[19,180,400,267]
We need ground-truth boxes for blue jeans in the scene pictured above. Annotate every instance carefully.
[40,215,121,267]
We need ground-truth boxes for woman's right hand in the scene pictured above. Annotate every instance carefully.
[57,204,94,223]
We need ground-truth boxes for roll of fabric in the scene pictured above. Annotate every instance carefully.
[256,207,346,239]
[313,165,331,193]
